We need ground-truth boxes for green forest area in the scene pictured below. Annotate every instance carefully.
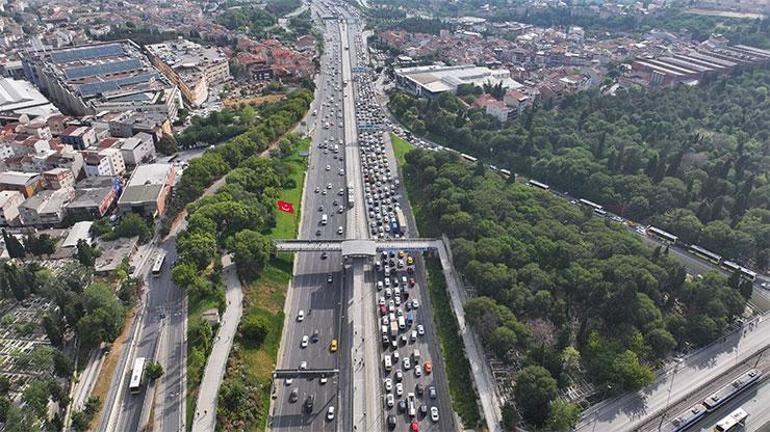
[390,69,770,270]
[403,149,751,428]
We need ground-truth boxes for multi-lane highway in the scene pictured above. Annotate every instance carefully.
[269,6,349,431]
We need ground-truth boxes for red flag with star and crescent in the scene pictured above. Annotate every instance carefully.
[277,200,295,214]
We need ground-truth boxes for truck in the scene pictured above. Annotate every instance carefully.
[395,209,407,235]
[390,320,398,338]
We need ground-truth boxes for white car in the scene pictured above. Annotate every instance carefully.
[386,393,395,408]
[337,226,344,235]
[396,382,404,396]
[417,324,425,336]
[384,378,393,392]
[431,406,439,422]
[320,376,328,385]
[412,299,420,309]
[327,406,335,421]
[300,361,307,370]
[325,164,331,171]
[403,357,411,370]
[414,365,422,377]
[301,335,309,348]
[297,310,305,321]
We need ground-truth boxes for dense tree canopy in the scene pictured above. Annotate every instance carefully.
[392,69,770,268]
[405,149,747,423]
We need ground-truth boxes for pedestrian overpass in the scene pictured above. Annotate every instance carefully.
[273,238,443,257]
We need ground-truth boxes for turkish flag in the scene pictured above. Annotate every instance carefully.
[277,200,295,214]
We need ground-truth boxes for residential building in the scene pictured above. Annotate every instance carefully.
[43,167,75,189]
[83,147,125,177]
[59,125,96,149]
[18,186,75,226]
[120,132,156,166]
[21,41,182,119]
[107,110,172,142]
[0,171,43,197]
[0,190,23,225]
[117,163,175,218]
[503,89,532,120]
[65,186,117,221]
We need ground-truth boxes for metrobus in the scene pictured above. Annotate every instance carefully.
[688,244,722,265]
[500,169,512,178]
[578,198,603,211]
[722,260,758,282]
[528,179,550,190]
[460,153,478,163]
[647,226,679,244]
[129,357,146,394]
[151,252,166,277]
[714,407,748,432]
[347,183,355,208]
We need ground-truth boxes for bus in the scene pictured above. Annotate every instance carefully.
[689,244,722,265]
[579,198,603,211]
[460,153,478,163]
[647,226,679,244]
[528,179,550,190]
[714,408,748,432]
[129,357,146,394]
[500,169,512,178]
[151,252,166,277]
[347,183,355,208]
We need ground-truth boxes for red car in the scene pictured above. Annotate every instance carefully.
[410,420,419,431]
[408,278,416,287]
[379,304,387,315]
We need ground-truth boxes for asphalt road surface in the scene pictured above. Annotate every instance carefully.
[269,10,348,431]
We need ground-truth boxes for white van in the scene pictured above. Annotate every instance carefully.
[412,349,421,362]
[383,354,392,371]
[321,214,328,225]
[398,316,406,331]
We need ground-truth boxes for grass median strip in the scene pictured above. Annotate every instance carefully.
[216,138,308,431]
[390,132,413,167]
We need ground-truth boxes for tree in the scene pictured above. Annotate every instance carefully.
[22,378,50,417]
[228,229,274,280]
[112,213,153,243]
[77,283,126,349]
[2,229,25,259]
[76,239,98,267]
[501,400,520,431]
[25,232,56,256]
[155,134,178,155]
[646,327,677,358]
[241,313,270,346]
[514,365,558,427]
[608,350,654,391]
[546,399,581,431]
[489,326,518,360]
[177,232,217,270]
[145,361,164,380]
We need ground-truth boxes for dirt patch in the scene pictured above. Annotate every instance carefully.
[88,304,139,430]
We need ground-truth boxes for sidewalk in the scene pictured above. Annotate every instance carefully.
[191,255,243,432]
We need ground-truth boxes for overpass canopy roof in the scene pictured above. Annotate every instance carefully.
[341,240,377,257]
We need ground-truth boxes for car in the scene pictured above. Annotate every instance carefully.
[410,330,417,342]
[314,187,320,193]
[411,420,419,431]
[403,357,411,369]
[337,226,344,234]
[417,324,425,336]
[325,164,331,171]
[285,378,293,386]
[386,393,395,408]
[304,394,314,413]
[327,274,333,283]
[431,406,439,422]
[318,205,324,212]
[428,386,437,399]
[412,299,420,309]
[330,339,338,352]
[316,229,322,236]
[301,335,309,348]
[327,406,335,421]
[398,399,407,413]
[416,383,424,396]
[384,378,393,392]
[396,382,404,396]
[338,206,344,213]
[392,351,400,361]
[320,376,328,385]
[415,365,422,377]
[387,415,396,429]
[321,252,328,260]
[401,334,409,345]
[299,361,307,370]
[395,369,403,382]
[289,388,299,402]
[424,361,432,374]
[297,310,305,321]
[420,404,428,416]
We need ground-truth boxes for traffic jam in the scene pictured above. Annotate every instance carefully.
[350,27,441,432]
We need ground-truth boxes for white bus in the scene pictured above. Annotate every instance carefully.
[647,226,679,244]
[528,179,550,190]
[129,357,146,394]
[714,407,748,432]
[579,198,603,211]
[151,252,166,277]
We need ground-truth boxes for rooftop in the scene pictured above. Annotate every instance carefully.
[0,171,40,186]
[61,220,93,247]
[0,77,57,115]
[126,163,173,187]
